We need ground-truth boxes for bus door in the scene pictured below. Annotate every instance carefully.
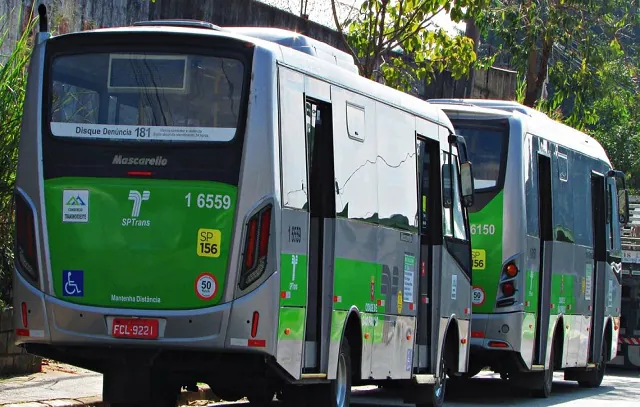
[415,135,441,371]
[534,153,553,365]
[303,96,336,375]
[277,68,334,378]
[589,172,607,363]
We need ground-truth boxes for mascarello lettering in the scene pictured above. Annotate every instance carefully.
[112,155,168,166]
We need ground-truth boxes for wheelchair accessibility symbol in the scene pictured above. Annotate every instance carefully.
[62,270,84,297]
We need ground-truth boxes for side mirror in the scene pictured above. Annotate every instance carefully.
[618,188,630,225]
[460,162,475,207]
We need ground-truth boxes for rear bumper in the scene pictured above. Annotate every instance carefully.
[12,267,280,355]
[469,311,530,352]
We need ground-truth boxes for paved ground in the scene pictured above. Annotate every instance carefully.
[1,363,638,406]
[0,362,102,406]
[199,369,640,406]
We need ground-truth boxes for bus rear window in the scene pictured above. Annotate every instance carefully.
[454,121,508,191]
[48,52,245,142]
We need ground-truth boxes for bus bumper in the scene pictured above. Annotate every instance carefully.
[469,312,532,354]
[12,266,280,355]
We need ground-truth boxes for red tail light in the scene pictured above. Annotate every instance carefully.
[15,193,39,282]
[21,302,28,328]
[502,282,515,297]
[258,208,271,257]
[245,218,258,269]
[251,311,260,338]
[239,205,272,290]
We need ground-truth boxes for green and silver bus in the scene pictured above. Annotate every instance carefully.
[12,6,475,407]
[430,99,628,397]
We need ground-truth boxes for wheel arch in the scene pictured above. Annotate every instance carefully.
[327,306,363,381]
[439,316,461,375]
[548,314,565,370]
[603,317,613,361]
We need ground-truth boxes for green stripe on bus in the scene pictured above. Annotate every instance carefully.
[278,307,306,341]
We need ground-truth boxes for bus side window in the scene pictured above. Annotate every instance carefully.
[441,152,466,241]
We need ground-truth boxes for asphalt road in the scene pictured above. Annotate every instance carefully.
[199,368,640,406]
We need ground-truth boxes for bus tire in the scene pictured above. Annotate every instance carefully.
[578,337,607,388]
[532,340,554,398]
[416,349,447,407]
[312,337,352,407]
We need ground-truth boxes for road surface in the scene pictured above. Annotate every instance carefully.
[198,368,640,406]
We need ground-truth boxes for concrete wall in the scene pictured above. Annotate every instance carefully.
[471,66,517,100]
[0,308,42,376]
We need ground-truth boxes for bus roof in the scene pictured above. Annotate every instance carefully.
[430,99,611,165]
[49,22,454,134]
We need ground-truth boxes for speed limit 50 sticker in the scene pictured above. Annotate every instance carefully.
[195,273,218,300]
[472,286,485,306]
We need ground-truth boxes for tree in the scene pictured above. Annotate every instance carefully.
[330,0,489,92]
[478,0,638,126]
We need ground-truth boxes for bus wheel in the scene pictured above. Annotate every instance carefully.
[312,337,352,407]
[416,351,447,407]
[578,339,607,388]
[532,344,554,398]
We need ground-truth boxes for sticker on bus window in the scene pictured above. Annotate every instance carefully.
[403,254,415,303]
[197,228,221,258]
[472,249,486,270]
[472,287,485,306]
[62,190,89,223]
[195,272,218,300]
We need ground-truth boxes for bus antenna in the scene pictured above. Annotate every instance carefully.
[38,4,48,33]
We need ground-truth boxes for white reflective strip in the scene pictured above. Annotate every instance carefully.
[230,338,249,347]
[29,330,45,338]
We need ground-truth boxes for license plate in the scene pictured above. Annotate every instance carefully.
[112,318,159,339]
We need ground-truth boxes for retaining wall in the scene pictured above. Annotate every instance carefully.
[0,307,42,376]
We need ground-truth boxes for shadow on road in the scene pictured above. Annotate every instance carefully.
[192,369,640,406]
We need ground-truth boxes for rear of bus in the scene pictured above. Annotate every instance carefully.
[13,23,284,399]
[431,104,530,373]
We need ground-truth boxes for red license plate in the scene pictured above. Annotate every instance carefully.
[112,318,159,339]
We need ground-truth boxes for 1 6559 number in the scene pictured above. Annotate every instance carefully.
[185,193,231,210]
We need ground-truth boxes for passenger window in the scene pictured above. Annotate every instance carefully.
[442,152,467,241]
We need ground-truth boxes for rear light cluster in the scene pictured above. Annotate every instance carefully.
[15,193,39,282]
[238,205,272,290]
[496,261,518,308]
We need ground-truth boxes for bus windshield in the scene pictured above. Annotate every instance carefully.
[453,120,508,191]
[48,52,245,143]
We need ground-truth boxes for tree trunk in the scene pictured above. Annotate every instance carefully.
[460,17,480,98]
[523,46,539,107]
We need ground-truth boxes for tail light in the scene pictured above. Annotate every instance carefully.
[15,193,39,282]
[505,262,518,278]
[239,205,272,290]
[501,282,515,297]
[497,261,518,307]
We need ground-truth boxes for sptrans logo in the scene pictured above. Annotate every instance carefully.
[112,155,168,166]
[123,190,151,227]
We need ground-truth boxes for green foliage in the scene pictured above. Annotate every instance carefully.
[332,0,488,92]
[478,0,640,187]
[0,13,38,308]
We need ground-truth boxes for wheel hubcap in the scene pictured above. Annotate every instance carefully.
[336,353,347,406]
